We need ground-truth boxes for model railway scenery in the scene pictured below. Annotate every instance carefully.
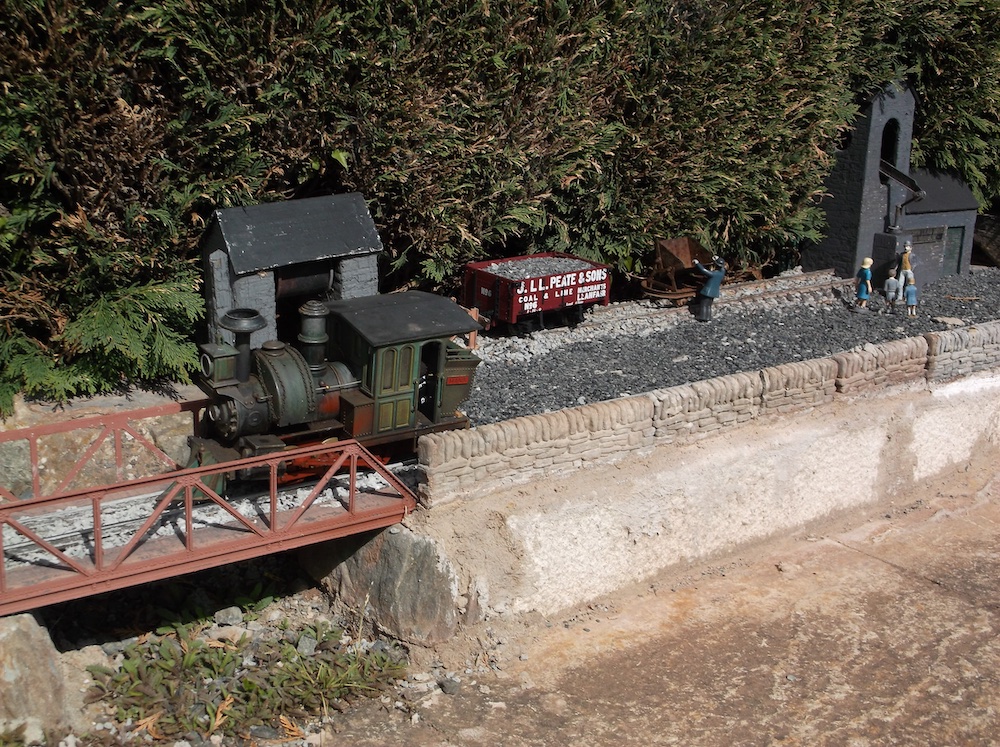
[0,232,623,618]
[0,236,637,617]
[3,4,1000,741]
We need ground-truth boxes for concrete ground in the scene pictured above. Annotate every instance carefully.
[331,453,1000,746]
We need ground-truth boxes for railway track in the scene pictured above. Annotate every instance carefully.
[0,270,856,587]
[589,268,853,326]
[475,268,854,365]
[4,485,324,568]
[1,473,396,570]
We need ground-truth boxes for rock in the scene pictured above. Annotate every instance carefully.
[213,606,243,626]
[1,390,200,496]
[439,677,461,695]
[300,528,460,645]
[213,625,247,644]
[931,316,965,327]
[297,635,318,656]
[0,614,74,739]
[0,439,31,499]
[248,725,281,740]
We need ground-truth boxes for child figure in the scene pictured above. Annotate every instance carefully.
[904,278,918,317]
[883,270,901,313]
[856,257,874,309]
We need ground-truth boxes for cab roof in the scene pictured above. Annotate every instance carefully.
[325,291,481,347]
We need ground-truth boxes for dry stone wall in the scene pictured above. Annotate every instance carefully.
[419,320,1000,507]
[650,371,762,443]
[925,321,1000,381]
[418,396,655,506]
[760,359,837,413]
[831,336,929,394]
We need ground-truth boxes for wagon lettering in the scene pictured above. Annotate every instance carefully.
[518,294,540,313]
[577,282,608,302]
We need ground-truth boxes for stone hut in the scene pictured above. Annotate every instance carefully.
[202,193,382,346]
[801,82,979,287]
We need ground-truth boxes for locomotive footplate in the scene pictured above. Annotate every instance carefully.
[206,412,470,478]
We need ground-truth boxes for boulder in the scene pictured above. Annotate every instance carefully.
[0,614,72,742]
[300,528,460,645]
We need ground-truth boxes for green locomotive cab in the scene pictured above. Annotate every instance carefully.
[324,291,482,445]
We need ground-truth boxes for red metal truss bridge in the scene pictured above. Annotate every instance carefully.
[0,399,415,618]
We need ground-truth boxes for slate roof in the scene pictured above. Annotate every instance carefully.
[209,193,383,275]
[908,170,980,215]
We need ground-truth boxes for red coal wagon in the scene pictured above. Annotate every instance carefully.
[462,252,611,332]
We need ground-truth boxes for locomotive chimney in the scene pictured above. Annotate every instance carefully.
[297,300,330,376]
[219,308,266,382]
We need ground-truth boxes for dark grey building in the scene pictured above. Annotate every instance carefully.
[202,193,382,346]
[801,82,978,287]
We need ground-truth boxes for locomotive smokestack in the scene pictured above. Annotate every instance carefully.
[219,308,266,382]
[297,300,330,376]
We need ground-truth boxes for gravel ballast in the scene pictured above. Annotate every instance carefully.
[463,266,1000,425]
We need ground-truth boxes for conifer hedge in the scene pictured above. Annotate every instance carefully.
[2,0,999,410]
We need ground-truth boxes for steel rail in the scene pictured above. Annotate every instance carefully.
[0,439,415,617]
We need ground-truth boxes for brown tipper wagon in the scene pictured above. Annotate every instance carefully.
[640,237,717,305]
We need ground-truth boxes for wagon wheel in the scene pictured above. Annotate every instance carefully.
[514,313,542,335]
[563,305,586,327]
[640,277,699,306]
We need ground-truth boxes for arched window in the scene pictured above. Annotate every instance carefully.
[879,119,900,184]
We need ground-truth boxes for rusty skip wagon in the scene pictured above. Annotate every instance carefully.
[462,252,611,332]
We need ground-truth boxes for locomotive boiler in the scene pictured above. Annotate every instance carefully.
[197,291,482,459]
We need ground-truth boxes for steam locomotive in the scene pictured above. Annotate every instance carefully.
[195,291,482,462]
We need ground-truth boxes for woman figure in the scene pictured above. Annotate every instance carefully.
[856,257,873,309]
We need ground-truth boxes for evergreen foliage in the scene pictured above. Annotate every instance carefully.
[1,0,999,411]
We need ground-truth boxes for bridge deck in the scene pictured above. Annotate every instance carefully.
[0,428,415,617]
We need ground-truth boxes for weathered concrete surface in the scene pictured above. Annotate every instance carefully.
[318,372,1000,642]
[326,451,1000,745]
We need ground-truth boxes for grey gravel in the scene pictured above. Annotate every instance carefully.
[463,266,1000,425]
[478,255,596,280]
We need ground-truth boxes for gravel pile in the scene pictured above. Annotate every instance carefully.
[477,255,597,280]
[463,266,1000,425]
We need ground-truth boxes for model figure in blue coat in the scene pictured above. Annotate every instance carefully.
[856,257,873,309]
[692,256,727,322]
